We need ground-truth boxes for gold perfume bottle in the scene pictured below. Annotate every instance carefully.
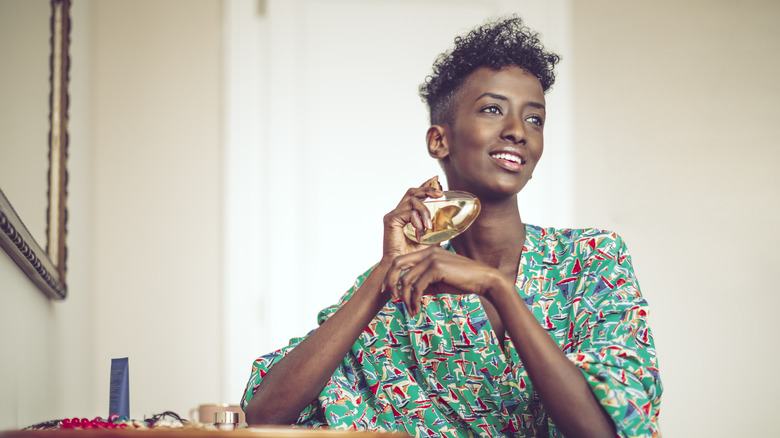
[403,191,481,245]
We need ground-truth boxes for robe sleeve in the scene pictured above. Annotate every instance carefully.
[563,232,663,438]
[239,335,327,426]
[240,267,375,427]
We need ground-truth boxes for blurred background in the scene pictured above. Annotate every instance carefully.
[1,0,778,436]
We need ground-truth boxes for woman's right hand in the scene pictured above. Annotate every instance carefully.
[381,176,443,263]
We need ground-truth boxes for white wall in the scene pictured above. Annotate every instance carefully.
[571,1,780,436]
[90,0,223,418]
[0,0,95,428]
[0,249,56,427]
[2,0,224,430]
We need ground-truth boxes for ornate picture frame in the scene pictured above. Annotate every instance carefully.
[0,0,70,300]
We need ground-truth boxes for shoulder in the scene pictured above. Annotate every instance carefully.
[528,224,631,261]
[531,225,644,303]
[530,224,623,243]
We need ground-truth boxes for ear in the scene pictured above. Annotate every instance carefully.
[426,125,449,160]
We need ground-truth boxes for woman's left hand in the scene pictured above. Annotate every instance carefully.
[382,246,506,316]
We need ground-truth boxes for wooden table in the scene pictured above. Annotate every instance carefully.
[0,428,410,438]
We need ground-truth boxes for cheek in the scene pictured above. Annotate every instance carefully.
[446,133,483,163]
[532,134,544,160]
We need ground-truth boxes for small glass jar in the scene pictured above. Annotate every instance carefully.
[213,411,239,430]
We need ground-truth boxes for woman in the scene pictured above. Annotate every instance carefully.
[242,16,662,437]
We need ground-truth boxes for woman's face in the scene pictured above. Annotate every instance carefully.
[437,66,545,201]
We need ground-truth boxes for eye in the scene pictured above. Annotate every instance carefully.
[480,105,503,115]
[526,115,544,127]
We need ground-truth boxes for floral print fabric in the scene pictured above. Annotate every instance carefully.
[241,225,662,437]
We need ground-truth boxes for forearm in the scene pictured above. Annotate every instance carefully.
[485,275,616,437]
[245,261,392,425]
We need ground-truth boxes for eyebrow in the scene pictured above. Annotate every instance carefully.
[475,92,546,110]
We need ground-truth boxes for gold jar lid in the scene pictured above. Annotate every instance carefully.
[213,411,239,425]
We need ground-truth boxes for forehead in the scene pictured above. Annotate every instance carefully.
[459,66,545,105]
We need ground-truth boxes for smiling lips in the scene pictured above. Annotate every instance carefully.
[489,151,525,171]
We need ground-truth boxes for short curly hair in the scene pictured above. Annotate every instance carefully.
[419,15,561,126]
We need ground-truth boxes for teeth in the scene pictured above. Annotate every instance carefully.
[491,152,523,164]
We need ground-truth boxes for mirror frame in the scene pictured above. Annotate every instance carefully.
[0,0,70,300]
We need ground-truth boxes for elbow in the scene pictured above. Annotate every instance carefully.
[244,392,301,426]
[245,412,289,427]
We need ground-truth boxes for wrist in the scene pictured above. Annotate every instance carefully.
[352,260,393,309]
[483,270,513,304]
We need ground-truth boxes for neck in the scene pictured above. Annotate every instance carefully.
[450,196,526,276]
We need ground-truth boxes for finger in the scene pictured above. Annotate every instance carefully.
[408,196,432,232]
[383,208,419,231]
[403,248,468,304]
[395,248,440,315]
[413,266,452,297]
[387,195,432,233]
[383,260,402,299]
[395,187,426,209]
[384,248,428,282]
[422,175,441,190]
[410,276,432,316]
[383,257,413,300]
[396,177,444,208]
[383,249,429,299]
[420,177,445,200]
[403,275,431,317]
[410,210,424,242]
[398,187,442,209]
[406,249,451,313]
[399,271,416,316]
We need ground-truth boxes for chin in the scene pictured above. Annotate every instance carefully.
[472,183,524,202]
[496,176,530,195]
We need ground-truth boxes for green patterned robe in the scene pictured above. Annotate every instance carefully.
[242,225,662,437]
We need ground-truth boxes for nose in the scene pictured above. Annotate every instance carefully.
[501,115,525,144]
